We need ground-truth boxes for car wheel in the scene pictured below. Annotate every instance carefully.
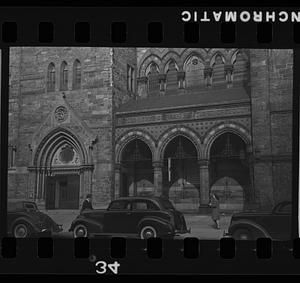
[13,223,31,238]
[232,228,253,240]
[140,226,157,239]
[73,224,88,238]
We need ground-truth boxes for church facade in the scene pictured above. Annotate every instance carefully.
[8,47,293,212]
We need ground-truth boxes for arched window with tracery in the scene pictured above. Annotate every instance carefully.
[47,63,56,92]
[212,54,225,85]
[165,60,178,94]
[147,63,160,97]
[60,61,68,91]
[184,56,205,88]
[73,59,81,89]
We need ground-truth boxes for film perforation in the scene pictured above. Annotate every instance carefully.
[1,237,16,259]
[75,22,90,43]
[256,238,272,259]
[183,237,199,258]
[219,238,235,259]
[184,22,199,43]
[39,22,54,43]
[220,22,236,44]
[257,22,273,43]
[74,238,90,258]
[148,22,163,44]
[147,238,162,259]
[110,237,126,259]
[38,237,53,258]
[111,22,127,43]
[2,22,17,43]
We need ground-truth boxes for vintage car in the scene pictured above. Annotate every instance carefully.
[224,201,292,240]
[8,200,63,238]
[69,196,191,239]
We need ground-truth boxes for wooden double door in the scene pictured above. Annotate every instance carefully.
[45,174,80,209]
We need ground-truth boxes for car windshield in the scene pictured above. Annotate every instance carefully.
[160,199,175,210]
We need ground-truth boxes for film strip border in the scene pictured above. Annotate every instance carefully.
[0,6,300,274]
[0,237,300,273]
[0,7,299,45]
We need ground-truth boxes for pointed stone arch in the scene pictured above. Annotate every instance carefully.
[203,122,251,159]
[139,54,162,77]
[115,130,156,163]
[157,126,202,161]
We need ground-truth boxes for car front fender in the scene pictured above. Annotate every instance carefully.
[69,217,104,233]
[228,220,271,239]
[9,217,40,234]
[138,217,173,235]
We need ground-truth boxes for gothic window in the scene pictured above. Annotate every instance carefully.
[184,56,205,88]
[165,60,178,93]
[127,64,135,93]
[60,61,68,91]
[73,59,81,89]
[147,63,160,96]
[47,63,55,92]
[212,54,225,85]
[8,145,16,168]
[233,52,248,83]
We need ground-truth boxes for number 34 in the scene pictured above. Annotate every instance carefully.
[95,261,120,274]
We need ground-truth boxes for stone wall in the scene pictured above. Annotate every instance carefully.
[8,47,115,206]
[250,49,293,209]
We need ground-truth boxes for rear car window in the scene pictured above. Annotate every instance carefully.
[278,203,292,214]
[24,202,37,211]
[132,201,159,211]
[109,200,130,210]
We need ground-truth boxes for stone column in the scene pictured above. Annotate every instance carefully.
[153,161,163,197]
[137,76,148,98]
[115,163,121,199]
[177,71,185,89]
[159,74,166,93]
[198,159,210,213]
[224,64,234,88]
[204,67,213,88]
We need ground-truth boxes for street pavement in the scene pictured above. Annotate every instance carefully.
[48,211,232,239]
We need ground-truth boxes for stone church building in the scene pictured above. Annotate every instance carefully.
[8,47,293,212]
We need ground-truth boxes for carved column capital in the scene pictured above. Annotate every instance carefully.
[153,161,163,169]
[177,71,185,80]
[224,64,234,74]
[115,163,121,171]
[198,159,209,167]
[204,67,213,78]
[158,74,166,82]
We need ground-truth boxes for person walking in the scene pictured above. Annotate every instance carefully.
[80,194,93,213]
[209,193,220,229]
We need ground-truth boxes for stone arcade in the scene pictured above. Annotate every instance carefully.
[8,47,293,212]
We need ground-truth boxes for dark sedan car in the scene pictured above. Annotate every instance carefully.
[8,200,63,238]
[224,201,292,240]
[69,196,191,239]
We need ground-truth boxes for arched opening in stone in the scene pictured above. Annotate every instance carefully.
[162,135,199,211]
[120,139,154,197]
[209,132,252,212]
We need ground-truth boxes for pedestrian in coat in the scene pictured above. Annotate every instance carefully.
[80,194,93,213]
[209,193,220,229]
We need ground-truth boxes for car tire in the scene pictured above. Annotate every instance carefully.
[73,224,89,238]
[13,222,32,238]
[140,225,157,239]
[232,228,253,240]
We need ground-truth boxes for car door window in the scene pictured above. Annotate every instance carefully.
[132,201,158,211]
[109,200,130,210]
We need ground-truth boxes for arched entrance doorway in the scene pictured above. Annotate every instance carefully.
[120,139,154,197]
[30,128,93,210]
[163,135,199,211]
[209,132,251,212]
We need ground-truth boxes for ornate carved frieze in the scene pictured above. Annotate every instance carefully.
[116,106,250,127]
